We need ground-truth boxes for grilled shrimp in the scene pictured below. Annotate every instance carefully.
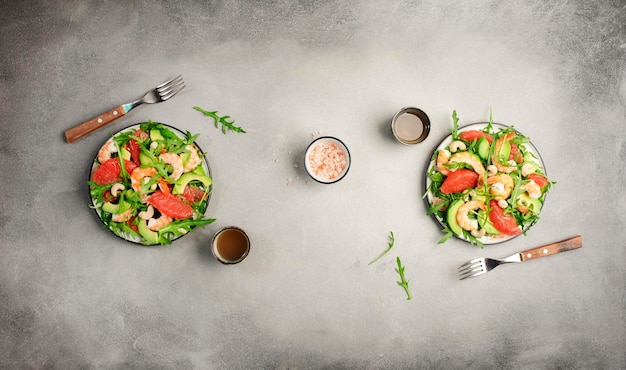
[159,152,183,180]
[436,149,451,175]
[487,173,514,200]
[456,200,487,231]
[449,152,485,176]
[130,167,157,192]
[97,138,117,164]
[112,208,133,222]
[183,145,200,172]
[521,179,542,199]
[147,215,173,231]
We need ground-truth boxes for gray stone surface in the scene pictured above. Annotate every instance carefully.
[1,1,625,368]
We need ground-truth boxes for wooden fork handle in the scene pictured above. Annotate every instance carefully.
[519,235,583,262]
[65,105,126,143]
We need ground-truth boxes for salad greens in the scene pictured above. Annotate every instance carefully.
[425,110,553,246]
[395,257,412,300]
[193,106,246,134]
[368,231,395,265]
[89,121,215,245]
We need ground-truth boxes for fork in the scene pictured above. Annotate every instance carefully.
[65,75,186,143]
[458,235,583,280]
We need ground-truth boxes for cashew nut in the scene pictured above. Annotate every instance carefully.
[521,162,536,177]
[138,205,154,220]
[449,140,467,153]
[110,183,125,197]
[486,165,498,176]
[497,199,508,209]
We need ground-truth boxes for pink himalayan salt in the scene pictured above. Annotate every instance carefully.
[307,142,347,181]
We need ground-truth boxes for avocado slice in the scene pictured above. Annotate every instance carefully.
[446,199,465,237]
[120,147,131,161]
[139,152,154,167]
[172,173,213,194]
[192,165,207,176]
[102,201,121,214]
[101,199,130,215]
[523,151,536,163]
[516,193,541,214]
[498,140,511,163]
[477,209,501,235]
[477,137,490,160]
[137,219,159,245]
[150,129,165,142]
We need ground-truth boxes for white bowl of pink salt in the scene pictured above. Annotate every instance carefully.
[304,136,351,184]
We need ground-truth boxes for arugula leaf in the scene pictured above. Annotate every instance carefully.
[395,257,412,300]
[368,231,395,265]
[193,106,246,134]
[437,228,454,244]
[157,218,216,244]
[450,110,460,139]
[486,107,494,133]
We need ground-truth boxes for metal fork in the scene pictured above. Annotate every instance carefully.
[458,235,582,280]
[65,75,186,143]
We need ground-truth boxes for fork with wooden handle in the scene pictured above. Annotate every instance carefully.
[458,235,583,280]
[64,75,185,143]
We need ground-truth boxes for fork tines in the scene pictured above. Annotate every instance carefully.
[457,258,487,280]
[157,75,185,100]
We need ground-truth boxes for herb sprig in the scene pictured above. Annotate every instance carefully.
[368,231,395,265]
[193,106,246,134]
[395,257,412,300]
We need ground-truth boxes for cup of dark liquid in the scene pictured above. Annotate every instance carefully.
[211,226,250,264]
[391,107,430,145]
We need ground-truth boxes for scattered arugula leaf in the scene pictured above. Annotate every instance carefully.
[368,231,395,265]
[193,106,246,134]
[395,257,412,300]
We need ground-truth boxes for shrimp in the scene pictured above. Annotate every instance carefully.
[183,145,200,172]
[487,173,514,200]
[456,200,487,231]
[112,208,133,223]
[147,215,173,231]
[436,149,451,175]
[492,132,517,173]
[130,167,157,192]
[521,179,542,199]
[97,138,117,163]
[159,152,183,181]
[449,152,485,176]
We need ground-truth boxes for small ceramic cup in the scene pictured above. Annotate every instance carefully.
[391,107,430,145]
[304,136,351,184]
[211,226,250,264]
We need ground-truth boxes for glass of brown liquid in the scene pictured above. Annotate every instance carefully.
[211,227,250,264]
[391,107,430,145]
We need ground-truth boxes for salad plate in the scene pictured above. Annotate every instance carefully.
[89,122,215,245]
[425,121,550,245]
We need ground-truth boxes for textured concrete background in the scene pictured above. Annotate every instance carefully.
[1,1,625,369]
